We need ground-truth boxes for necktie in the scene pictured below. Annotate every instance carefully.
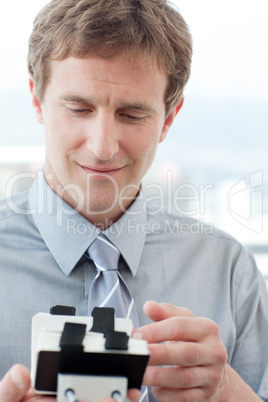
[87,234,139,327]
[87,234,148,402]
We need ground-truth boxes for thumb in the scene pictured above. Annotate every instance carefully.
[143,300,194,322]
[0,364,31,402]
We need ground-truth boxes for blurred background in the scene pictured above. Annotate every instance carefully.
[0,0,267,282]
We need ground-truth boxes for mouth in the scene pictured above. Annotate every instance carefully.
[78,164,125,176]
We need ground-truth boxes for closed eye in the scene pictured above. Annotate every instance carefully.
[65,106,92,115]
[119,111,147,123]
[124,114,145,121]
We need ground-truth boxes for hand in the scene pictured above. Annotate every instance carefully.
[0,365,55,402]
[0,365,141,402]
[134,301,231,401]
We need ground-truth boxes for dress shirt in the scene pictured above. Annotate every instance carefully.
[0,170,268,401]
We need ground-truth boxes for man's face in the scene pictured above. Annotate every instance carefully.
[31,53,180,226]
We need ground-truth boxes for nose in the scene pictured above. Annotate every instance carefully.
[87,112,119,161]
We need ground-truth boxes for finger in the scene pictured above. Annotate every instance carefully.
[151,385,206,402]
[0,365,31,402]
[143,365,212,388]
[143,301,194,322]
[126,388,142,401]
[23,388,56,401]
[135,316,218,344]
[146,341,218,367]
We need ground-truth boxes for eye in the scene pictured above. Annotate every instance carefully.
[125,114,142,120]
[72,109,88,114]
[65,106,92,116]
[119,112,146,123]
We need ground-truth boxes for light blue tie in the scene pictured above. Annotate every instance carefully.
[87,234,148,402]
[87,234,139,325]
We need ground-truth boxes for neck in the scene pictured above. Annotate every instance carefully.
[45,175,139,230]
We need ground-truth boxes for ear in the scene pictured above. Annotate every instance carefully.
[159,96,184,143]
[29,78,44,125]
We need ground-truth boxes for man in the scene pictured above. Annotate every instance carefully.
[0,0,267,401]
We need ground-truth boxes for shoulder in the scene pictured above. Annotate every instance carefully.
[145,200,237,240]
[0,190,47,262]
[144,200,250,259]
[0,190,37,238]
[0,190,30,221]
[144,201,261,287]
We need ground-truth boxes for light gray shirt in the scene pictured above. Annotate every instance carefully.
[1,170,268,400]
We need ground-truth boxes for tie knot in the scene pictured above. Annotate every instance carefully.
[88,234,120,272]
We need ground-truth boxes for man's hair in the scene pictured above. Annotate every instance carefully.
[28,0,192,114]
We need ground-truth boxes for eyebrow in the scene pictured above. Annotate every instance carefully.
[58,95,157,115]
[58,95,91,104]
[119,102,157,115]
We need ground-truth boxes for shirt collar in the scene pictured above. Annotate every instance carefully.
[29,171,147,277]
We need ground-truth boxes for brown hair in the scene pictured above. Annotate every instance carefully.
[28,0,192,114]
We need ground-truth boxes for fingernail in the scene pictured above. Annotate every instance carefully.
[132,331,142,339]
[11,366,25,388]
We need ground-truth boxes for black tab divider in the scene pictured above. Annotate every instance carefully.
[50,305,76,316]
[90,307,115,334]
[59,323,86,374]
[60,323,86,348]
[105,330,129,350]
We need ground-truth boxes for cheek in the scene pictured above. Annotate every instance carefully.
[126,128,160,168]
[44,112,85,154]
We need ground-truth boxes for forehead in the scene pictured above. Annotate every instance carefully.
[46,53,168,104]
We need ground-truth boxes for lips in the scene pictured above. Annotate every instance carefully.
[79,164,124,175]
